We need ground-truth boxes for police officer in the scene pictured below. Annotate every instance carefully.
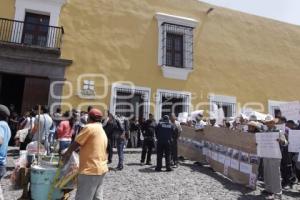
[155,115,178,172]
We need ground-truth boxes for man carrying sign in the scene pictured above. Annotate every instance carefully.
[260,115,287,200]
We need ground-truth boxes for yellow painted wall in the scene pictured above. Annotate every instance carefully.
[0,0,15,19]
[59,0,300,114]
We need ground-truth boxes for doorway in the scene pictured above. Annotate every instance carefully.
[0,73,50,114]
[0,74,25,113]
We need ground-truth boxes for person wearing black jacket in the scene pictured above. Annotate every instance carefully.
[155,115,177,172]
[103,112,115,164]
[140,114,156,165]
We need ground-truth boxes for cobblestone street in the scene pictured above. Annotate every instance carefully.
[1,150,300,200]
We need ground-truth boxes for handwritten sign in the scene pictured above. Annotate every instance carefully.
[288,130,300,152]
[256,132,282,159]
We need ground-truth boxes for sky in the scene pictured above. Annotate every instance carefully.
[199,0,300,26]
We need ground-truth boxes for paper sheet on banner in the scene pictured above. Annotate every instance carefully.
[256,132,282,159]
[240,162,252,174]
[288,130,300,152]
[279,101,300,121]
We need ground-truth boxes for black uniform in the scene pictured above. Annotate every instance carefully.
[103,118,115,163]
[155,120,177,171]
[141,119,157,164]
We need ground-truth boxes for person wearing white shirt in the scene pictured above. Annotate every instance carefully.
[195,114,207,131]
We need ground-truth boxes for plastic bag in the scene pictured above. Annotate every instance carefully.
[55,152,79,189]
[26,141,46,155]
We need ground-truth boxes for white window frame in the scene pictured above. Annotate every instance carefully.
[12,0,66,47]
[209,94,237,118]
[155,12,198,80]
[109,83,151,119]
[155,89,191,121]
[268,100,289,116]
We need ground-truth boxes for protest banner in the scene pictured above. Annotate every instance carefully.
[288,130,300,152]
[178,126,258,189]
[279,101,300,121]
[256,132,282,159]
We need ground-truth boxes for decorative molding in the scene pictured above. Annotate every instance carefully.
[209,94,237,104]
[13,0,67,46]
[15,0,67,26]
[161,66,193,80]
[155,12,198,28]
[155,12,197,75]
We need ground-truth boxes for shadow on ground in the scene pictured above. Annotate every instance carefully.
[138,166,161,173]
[179,162,265,200]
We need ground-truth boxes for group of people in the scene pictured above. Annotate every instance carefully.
[102,112,182,171]
[243,114,300,200]
[2,102,300,200]
[189,111,300,200]
[0,103,184,199]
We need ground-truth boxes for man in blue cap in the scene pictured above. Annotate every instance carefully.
[155,115,178,172]
[0,104,11,180]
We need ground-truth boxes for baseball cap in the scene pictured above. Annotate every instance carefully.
[88,108,103,118]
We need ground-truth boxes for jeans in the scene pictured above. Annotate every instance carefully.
[117,140,125,168]
[0,166,6,180]
[75,174,106,200]
[59,141,71,153]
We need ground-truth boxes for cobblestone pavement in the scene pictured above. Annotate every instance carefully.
[2,150,300,200]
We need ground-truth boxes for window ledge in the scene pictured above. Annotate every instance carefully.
[161,66,193,80]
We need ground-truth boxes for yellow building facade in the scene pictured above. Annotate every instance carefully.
[1,0,300,119]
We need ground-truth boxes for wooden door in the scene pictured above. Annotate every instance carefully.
[21,77,50,113]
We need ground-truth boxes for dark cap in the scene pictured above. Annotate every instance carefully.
[163,115,169,121]
[88,108,103,118]
[0,104,10,117]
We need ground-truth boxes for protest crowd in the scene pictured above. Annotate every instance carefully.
[0,102,300,200]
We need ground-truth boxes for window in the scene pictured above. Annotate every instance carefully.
[115,91,144,119]
[110,84,151,119]
[212,102,235,118]
[22,13,50,46]
[166,33,183,68]
[209,94,237,118]
[155,13,198,80]
[162,23,193,69]
[156,89,191,120]
[268,100,288,116]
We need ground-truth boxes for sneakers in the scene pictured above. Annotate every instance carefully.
[146,162,152,165]
[116,166,123,171]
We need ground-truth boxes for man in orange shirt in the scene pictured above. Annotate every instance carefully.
[63,108,108,200]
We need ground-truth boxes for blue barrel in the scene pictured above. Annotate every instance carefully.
[30,165,63,200]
